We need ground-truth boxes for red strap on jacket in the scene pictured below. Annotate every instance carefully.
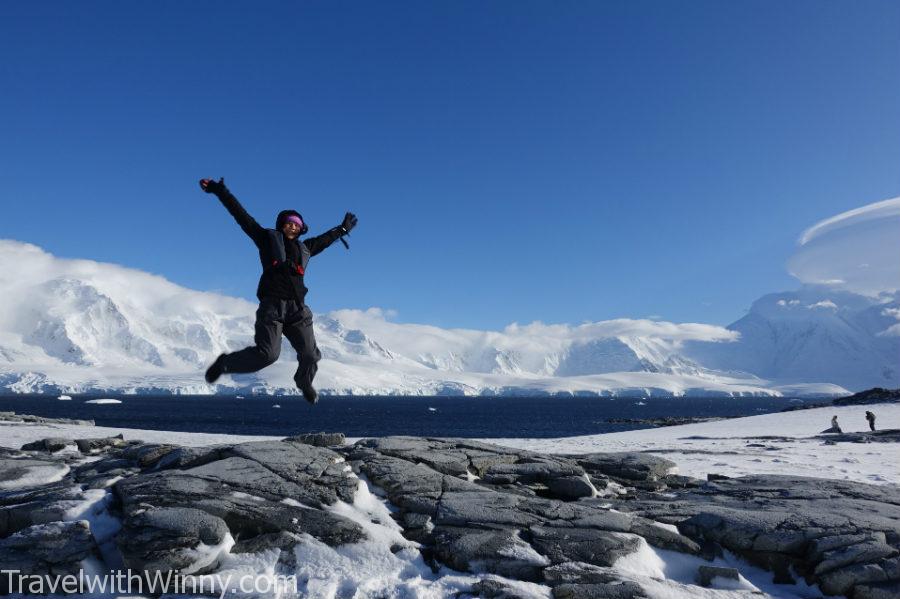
[271,260,304,276]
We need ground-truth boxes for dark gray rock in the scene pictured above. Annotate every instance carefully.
[1,493,83,538]
[402,512,432,529]
[111,435,368,556]
[814,537,897,575]
[556,505,700,555]
[471,577,541,599]
[154,445,227,471]
[437,490,544,528]
[543,562,622,585]
[816,430,900,444]
[629,521,700,555]
[482,460,583,485]
[12,428,895,599]
[285,432,346,447]
[0,446,20,458]
[529,525,642,567]
[614,474,900,597]
[20,437,78,453]
[808,532,886,561]
[0,520,98,578]
[575,452,675,483]
[560,507,636,532]
[185,456,313,501]
[552,582,647,599]
[697,565,740,587]
[350,449,450,515]
[0,478,78,507]
[818,556,900,596]
[854,580,900,599]
[662,474,701,489]
[833,387,900,405]
[0,457,70,493]
[546,475,596,500]
[74,457,133,478]
[221,440,357,504]
[118,443,178,468]
[0,412,93,426]
[346,436,703,589]
[355,436,521,478]
[432,526,546,581]
[117,507,229,574]
[75,434,125,453]
[114,469,365,548]
[73,457,139,489]
[231,530,303,554]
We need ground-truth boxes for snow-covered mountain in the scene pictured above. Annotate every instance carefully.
[685,287,900,391]
[0,239,887,397]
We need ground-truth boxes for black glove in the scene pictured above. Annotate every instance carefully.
[340,212,358,234]
[199,177,227,195]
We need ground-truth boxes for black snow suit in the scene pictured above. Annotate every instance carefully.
[213,186,346,390]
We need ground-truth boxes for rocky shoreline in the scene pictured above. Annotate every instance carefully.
[2,420,899,598]
[604,416,726,427]
[833,388,900,406]
[0,411,94,427]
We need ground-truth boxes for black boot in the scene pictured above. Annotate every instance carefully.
[205,354,227,384]
[299,383,318,405]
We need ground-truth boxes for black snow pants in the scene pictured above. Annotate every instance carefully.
[221,298,321,390]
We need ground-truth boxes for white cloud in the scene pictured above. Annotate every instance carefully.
[798,197,900,245]
[788,197,900,296]
[880,308,900,337]
[503,319,737,343]
[807,300,838,310]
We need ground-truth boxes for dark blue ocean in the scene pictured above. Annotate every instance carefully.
[0,395,820,438]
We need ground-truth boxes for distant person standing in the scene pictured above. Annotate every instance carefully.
[830,415,842,433]
[865,411,876,432]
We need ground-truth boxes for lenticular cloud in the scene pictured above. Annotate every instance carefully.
[788,196,900,297]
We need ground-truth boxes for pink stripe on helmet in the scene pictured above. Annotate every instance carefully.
[285,215,304,227]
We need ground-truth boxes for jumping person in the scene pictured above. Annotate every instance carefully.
[199,177,357,404]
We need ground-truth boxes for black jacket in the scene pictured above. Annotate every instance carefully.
[214,188,345,303]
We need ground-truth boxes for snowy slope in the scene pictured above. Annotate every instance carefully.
[0,239,872,396]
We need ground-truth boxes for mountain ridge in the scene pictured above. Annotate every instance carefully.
[1,239,894,397]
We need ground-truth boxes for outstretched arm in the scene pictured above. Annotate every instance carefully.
[199,178,266,245]
[304,212,358,256]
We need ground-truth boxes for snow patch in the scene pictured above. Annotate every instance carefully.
[807,300,838,310]
[0,459,69,490]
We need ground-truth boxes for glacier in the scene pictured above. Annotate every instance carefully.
[0,239,894,397]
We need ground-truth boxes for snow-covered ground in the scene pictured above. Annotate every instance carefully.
[0,420,277,449]
[489,403,900,486]
[4,403,897,485]
[2,403,897,598]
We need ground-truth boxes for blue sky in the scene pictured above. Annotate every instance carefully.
[1,1,898,329]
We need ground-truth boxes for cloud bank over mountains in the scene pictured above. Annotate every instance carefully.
[0,196,896,396]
